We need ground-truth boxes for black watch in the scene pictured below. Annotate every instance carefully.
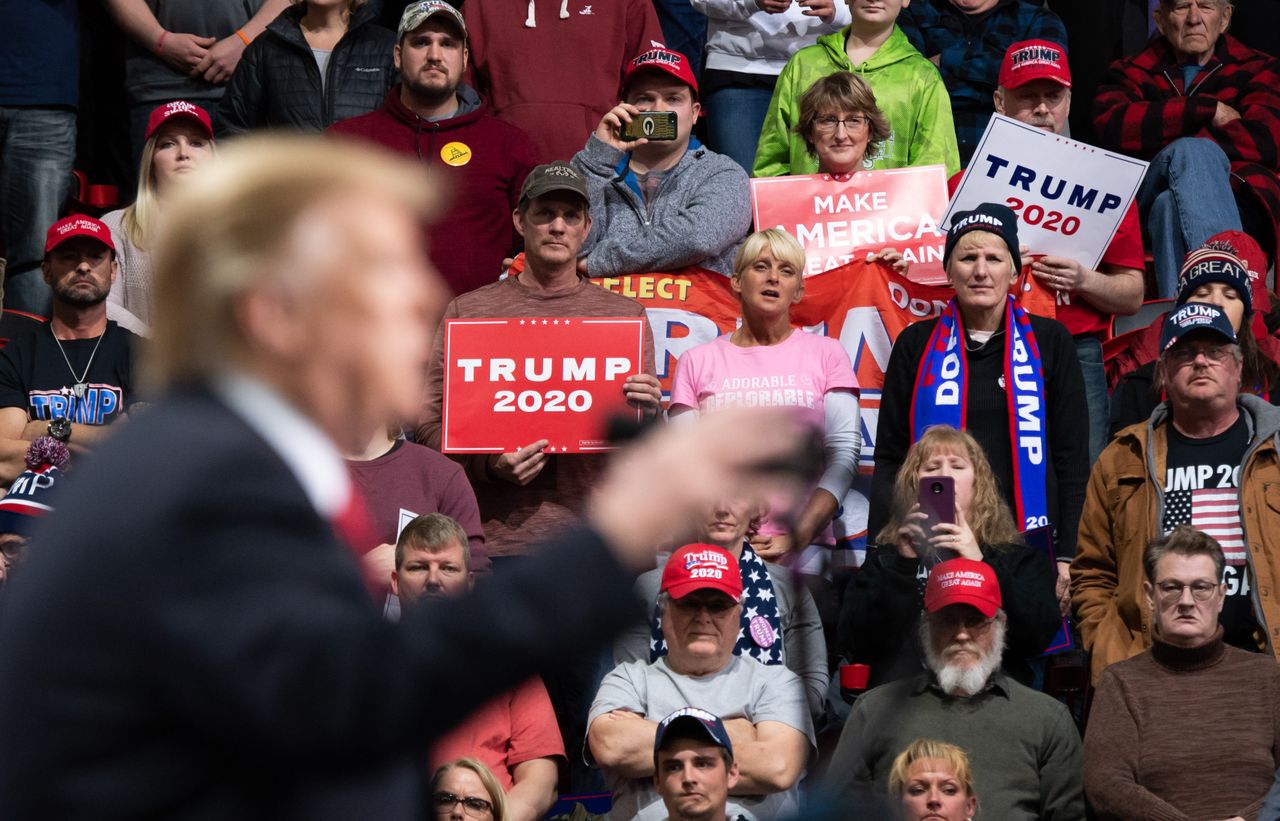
[47,417,71,443]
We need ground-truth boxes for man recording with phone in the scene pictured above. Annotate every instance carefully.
[571,47,752,277]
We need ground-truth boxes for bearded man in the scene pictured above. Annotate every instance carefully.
[0,215,142,482]
[825,558,1084,821]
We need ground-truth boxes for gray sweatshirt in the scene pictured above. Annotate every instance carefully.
[573,135,752,277]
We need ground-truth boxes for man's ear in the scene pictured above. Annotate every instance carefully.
[726,761,740,791]
[40,260,53,288]
[993,87,1006,116]
[390,569,401,597]
[1153,5,1167,37]
[512,208,526,240]
[1143,579,1155,612]
[393,43,402,73]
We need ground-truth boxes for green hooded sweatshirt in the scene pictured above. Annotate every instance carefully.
[752,25,960,178]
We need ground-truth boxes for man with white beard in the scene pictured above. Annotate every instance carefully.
[825,558,1084,820]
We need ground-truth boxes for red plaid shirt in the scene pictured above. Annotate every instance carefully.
[1092,34,1280,271]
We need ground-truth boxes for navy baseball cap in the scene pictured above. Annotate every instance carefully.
[1160,301,1238,353]
[654,708,733,758]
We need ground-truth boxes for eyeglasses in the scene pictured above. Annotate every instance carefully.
[1165,344,1235,367]
[670,596,738,615]
[432,792,494,817]
[1155,581,1220,604]
[927,612,996,633]
[813,115,869,134]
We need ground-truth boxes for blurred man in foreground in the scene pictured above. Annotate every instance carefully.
[0,135,812,821]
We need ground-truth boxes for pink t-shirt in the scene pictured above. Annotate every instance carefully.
[670,330,858,542]
[670,329,857,426]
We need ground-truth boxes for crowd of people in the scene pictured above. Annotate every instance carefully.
[2,0,1280,819]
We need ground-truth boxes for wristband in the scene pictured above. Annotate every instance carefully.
[235,29,252,46]
[155,30,168,55]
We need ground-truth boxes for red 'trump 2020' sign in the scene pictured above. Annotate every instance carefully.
[441,317,645,454]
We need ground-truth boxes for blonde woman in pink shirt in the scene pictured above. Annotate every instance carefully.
[669,228,861,564]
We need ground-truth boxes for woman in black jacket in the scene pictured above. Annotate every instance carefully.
[869,203,1088,604]
[840,425,1060,688]
[218,0,394,135]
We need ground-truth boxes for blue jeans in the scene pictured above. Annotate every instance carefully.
[1075,335,1109,463]
[704,83,776,174]
[0,106,75,316]
[652,0,707,77]
[1139,137,1242,298]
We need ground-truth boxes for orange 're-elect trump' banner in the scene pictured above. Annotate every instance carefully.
[592,259,1056,550]
[595,258,1054,465]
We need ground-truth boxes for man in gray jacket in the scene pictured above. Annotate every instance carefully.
[572,47,752,277]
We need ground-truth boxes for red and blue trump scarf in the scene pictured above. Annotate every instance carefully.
[910,296,1050,531]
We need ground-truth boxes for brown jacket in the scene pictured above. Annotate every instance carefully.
[1071,395,1280,682]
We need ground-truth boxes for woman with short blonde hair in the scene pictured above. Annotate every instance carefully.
[670,227,860,570]
[889,738,978,821]
[430,758,507,821]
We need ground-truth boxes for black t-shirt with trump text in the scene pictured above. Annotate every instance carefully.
[0,321,138,425]
[1161,414,1260,651]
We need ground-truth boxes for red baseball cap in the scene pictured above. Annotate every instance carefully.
[623,47,698,98]
[1204,230,1270,314]
[924,558,1002,618]
[44,215,115,255]
[998,39,1071,90]
[145,100,214,142]
[660,544,742,601]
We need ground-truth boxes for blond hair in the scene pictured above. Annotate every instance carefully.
[887,738,977,801]
[877,425,1021,547]
[148,134,438,389]
[430,758,507,821]
[732,228,806,293]
[123,115,217,251]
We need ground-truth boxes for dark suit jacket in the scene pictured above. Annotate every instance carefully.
[0,388,638,820]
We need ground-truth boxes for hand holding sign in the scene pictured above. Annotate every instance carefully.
[1029,254,1089,295]
[488,440,551,486]
[623,373,662,416]
[945,115,1148,270]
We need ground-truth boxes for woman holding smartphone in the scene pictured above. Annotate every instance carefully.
[841,426,1060,689]
[870,203,1088,613]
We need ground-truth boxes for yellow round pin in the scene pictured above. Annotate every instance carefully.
[440,141,472,167]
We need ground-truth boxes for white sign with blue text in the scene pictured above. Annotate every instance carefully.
[944,114,1149,270]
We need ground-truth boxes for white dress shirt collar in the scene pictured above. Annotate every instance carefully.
[212,371,351,519]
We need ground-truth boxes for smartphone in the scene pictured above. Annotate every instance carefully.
[621,111,678,142]
[917,476,957,566]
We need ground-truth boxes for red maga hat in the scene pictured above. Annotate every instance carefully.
[924,558,1002,618]
[44,215,114,255]
[145,100,214,142]
[660,544,741,601]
